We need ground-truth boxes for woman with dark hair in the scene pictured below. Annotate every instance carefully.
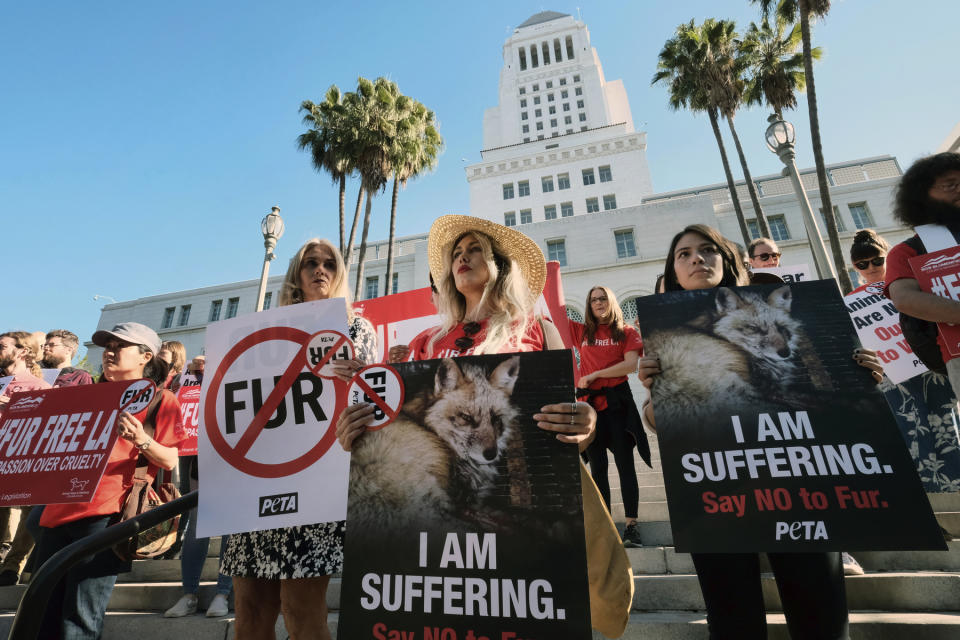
[33,323,184,640]
[639,225,882,639]
[222,237,376,640]
[573,285,650,548]
[850,229,890,287]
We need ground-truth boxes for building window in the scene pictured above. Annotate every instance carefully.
[521,112,528,120]
[551,132,558,137]
[519,87,526,95]
[226,297,240,319]
[534,96,541,105]
[579,113,587,122]
[503,183,514,199]
[563,103,570,112]
[522,124,529,133]
[392,272,399,295]
[580,125,588,132]
[586,197,599,213]
[519,47,527,70]
[582,168,596,185]
[768,215,791,242]
[520,99,527,108]
[524,137,530,143]
[520,209,532,224]
[504,211,516,226]
[547,239,567,266]
[575,87,583,96]
[546,80,553,89]
[541,176,554,192]
[576,100,584,109]
[538,135,544,140]
[561,89,568,98]
[209,300,223,322]
[550,118,557,127]
[566,128,574,134]
[536,122,543,131]
[263,292,272,310]
[544,205,557,220]
[598,165,613,182]
[573,74,581,82]
[564,115,572,125]
[559,78,567,86]
[554,38,562,62]
[615,230,637,258]
[532,83,539,91]
[543,41,550,64]
[566,37,575,59]
[603,194,617,210]
[547,93,555,102]
[557,173,570,190]
[549,106,556,115]
[819,205,846,232]
[518,180,530,197]
[161,307,175,329]
[177,305,191,326]
[746,219,761,239]
[849,202,874,229]
[363,276,378,299]
[560,202,574,217]
[535,108,542,117]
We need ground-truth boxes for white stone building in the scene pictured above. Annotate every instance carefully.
[87,12,911,365]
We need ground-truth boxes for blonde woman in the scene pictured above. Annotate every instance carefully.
[572,286,650,548]
[221,238,377,640]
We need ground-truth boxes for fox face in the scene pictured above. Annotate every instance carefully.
[712,286,800,373]
[426,356,520,467]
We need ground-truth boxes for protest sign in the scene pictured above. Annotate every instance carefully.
[0,380,156,507]
[176,383,201,456]
[909,247,960,357]
[0,376,11,397]
[338,350,591,640]
[40,369,61,386]
[197,298,352,537]
[636,280,944,552]
[752,263,813,283]
[843,282,925,384]
[354,261,574,361]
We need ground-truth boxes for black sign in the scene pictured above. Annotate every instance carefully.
[635,280,946,552]
[338,351,591,640]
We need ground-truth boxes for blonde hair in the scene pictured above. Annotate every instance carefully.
[160,341,186,374]
[1,331,42,377]
[429,231,534,356]
[584,286,626,344]
[279,238,354,319]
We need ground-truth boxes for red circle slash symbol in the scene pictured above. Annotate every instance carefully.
[347,365,405,431]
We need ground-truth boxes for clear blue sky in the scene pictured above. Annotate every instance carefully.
[3,0,957,360]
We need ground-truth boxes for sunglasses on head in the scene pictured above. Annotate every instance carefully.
[854,256,885,270]
[753,252,781,262]
[454,322,482,351]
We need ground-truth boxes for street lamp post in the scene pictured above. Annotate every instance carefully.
[256,206,285,312]
[764,114,838,281]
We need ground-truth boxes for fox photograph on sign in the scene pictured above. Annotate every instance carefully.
[197,298,353,537]
[338,350,592,640]
[635,280,945,553]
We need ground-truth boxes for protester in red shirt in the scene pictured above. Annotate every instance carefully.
[572,286,650,548]
[32,322,182,640]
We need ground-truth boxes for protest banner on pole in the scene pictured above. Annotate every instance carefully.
[176,383,201,456]
[197,298,352,537]
[909,247,960,357]
[635,280,945,552]
[338,350,591,640]
[843,281,926,384]
[0,380,156,507]
[752,263,814,283]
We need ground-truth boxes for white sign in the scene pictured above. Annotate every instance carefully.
[0,376,12,397]
[752,263,814,283]
[40,369,61,386]
[197,298,352,537]
[844,282,926,384]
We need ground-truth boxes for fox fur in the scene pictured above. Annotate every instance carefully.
[347,356,521,531]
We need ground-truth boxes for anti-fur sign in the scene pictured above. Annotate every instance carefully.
[338,351,591,640]
[197,298,352,537]
[636,280,944,552]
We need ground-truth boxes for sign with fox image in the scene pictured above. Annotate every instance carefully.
[338,350,592,640]
[636,280,945,553]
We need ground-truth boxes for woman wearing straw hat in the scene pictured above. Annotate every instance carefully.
[337,215,633,638]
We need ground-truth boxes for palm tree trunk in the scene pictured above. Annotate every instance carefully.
[338,174,346,256]
[708,108,751,247]
[384,175,400,297]
[800,1,853,292]
[345,186,365,266]
[727,114,771,239]
[353,195,375,301]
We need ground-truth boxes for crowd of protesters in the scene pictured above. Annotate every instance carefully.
[2,153,959,639]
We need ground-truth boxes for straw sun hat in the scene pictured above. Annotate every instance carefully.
[427,215,547,299]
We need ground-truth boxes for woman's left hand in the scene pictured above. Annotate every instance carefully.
[117,411,147,444]
[327,357,365,383]
[534,401,596,452]
[854,348,884,384]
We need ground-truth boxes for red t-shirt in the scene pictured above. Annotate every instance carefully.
[883,239,954,362]
[569,322,643,411]
[41,389,186,527]
[0,371,51,421]
[406,317,545,360]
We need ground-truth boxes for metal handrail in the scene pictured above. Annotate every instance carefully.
[8,490,199,640]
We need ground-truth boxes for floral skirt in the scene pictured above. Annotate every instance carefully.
[221,520,344,579]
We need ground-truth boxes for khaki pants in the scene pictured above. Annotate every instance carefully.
[0,505,34,576]
[0,507,21,547]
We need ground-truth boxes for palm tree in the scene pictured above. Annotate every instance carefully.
[751,0,853,292]
[383,101,443,296]
[653,20,752,246]
[740,16,818,119]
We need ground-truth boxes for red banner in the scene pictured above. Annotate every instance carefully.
[909,248,960,357]
[352,261,573,360]
[0,380,157,506]
[176,384,201,456]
